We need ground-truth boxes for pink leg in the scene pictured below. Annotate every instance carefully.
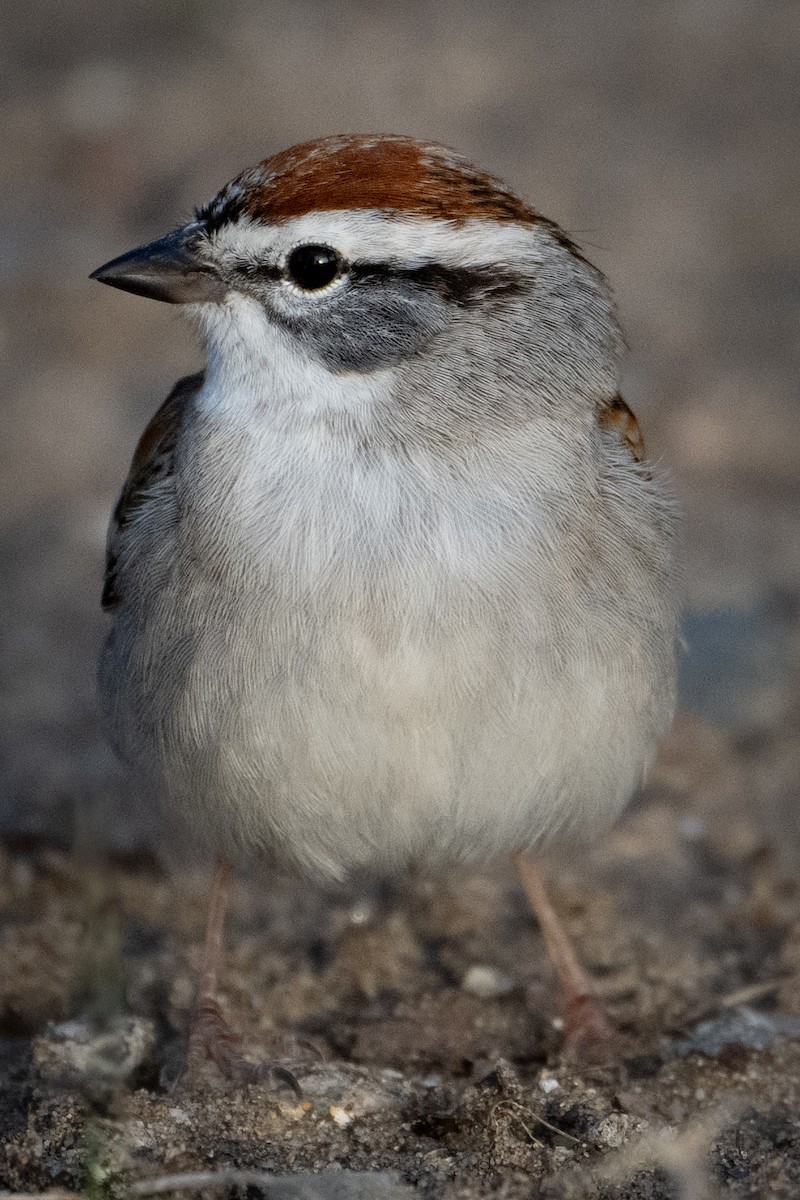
[513,851,616,1060]
[185,858,299,1093]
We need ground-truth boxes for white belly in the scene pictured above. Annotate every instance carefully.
[203,630,659,878]
[104,554,671,879]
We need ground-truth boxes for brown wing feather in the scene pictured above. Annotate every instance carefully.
[102,372,204,611]
[598,393,646,463]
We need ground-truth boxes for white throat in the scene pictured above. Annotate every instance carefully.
[191,292,392,434]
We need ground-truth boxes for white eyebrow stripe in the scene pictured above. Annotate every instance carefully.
[210,210,553,271]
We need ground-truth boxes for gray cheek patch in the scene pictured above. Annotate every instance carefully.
[267,276,454,373]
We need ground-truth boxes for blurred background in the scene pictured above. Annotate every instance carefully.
[1,0,798,852]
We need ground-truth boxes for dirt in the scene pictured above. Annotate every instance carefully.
[2,0,799,1196]
[2,714,800,1198]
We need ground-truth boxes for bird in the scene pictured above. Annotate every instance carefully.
[91,134,679,1080]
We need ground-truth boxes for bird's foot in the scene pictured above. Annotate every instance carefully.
[185,996,302,1096]
[562,991,619,1064]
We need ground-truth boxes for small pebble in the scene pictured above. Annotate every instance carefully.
[594,1112,647,1150]
[461,964,514,998]
[349,900,374,925]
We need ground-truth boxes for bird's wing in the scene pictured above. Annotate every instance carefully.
[597,393,646,463]
[102,371,204,611]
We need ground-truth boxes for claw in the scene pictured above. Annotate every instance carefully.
[186,996,302,1097]
[182,860,302,1096]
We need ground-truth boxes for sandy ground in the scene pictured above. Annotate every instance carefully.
[2,1,799,1196]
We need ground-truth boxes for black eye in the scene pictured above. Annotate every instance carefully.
[285,244,342,291]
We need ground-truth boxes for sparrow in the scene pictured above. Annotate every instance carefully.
[91,134,679,1078]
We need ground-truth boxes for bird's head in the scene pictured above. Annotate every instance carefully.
[92,135,622,436]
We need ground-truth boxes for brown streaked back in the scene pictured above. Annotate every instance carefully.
[102,372,203,611]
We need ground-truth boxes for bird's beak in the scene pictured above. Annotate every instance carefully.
[90,223,225,304]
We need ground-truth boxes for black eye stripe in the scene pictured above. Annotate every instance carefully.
[233,254,522,306]
[350,262,524,306]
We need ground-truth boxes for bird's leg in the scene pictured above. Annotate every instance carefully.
[513,850,616,1060]
[185,857,299,1093]
[186,856,242,1078]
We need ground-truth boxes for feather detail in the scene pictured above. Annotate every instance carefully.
[598,393,646,463]
[102,372,203,611]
